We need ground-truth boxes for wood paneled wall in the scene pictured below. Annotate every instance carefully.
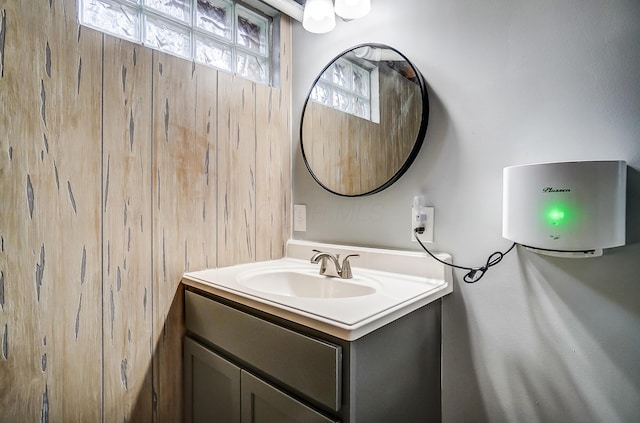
[0,1,291,421]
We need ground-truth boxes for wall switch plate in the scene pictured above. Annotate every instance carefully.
[412,206,434,243]
[293,204,307,232]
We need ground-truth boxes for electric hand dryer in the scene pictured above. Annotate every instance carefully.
[502,160,627,257]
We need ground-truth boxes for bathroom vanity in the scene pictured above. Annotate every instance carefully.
[181,240,452,423]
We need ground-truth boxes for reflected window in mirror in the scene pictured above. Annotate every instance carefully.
[310,57,375,121]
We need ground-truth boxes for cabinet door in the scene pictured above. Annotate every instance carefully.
[184,337,241,423]
[186,291,342,411]
[241,371,338,423]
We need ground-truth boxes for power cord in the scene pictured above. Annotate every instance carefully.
[413,227,517,283]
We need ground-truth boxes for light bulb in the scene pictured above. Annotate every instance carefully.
[334,0,371,20]
[302,0,336,33]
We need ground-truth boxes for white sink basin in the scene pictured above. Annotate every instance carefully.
[182,240,453,340]
[237,268,378,299]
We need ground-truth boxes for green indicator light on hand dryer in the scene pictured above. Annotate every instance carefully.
[545,206,570,226]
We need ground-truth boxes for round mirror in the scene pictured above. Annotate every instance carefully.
[301,44,429,196]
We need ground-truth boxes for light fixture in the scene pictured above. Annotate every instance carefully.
[334,0,371,20]
[302,0,336,34]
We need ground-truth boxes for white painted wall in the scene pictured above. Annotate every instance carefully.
[291,0,640,421]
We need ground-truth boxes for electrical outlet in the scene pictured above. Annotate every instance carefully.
[411,205,426,239]
[412,206,434,243]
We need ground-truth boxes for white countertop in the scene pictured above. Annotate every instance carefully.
[182,240,453,340]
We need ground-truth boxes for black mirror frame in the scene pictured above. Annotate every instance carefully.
[300,43,430,197]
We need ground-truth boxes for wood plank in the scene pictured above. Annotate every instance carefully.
[194,63,218,272]
[35,1,103,420]
[102,37,154,422]
[278,15,292,255]
[255,85,289,260]
[217,73,257,267]
[0,0,103,420]
[255,16,292,261]
[152,53,218,422]
[0,2,48,420]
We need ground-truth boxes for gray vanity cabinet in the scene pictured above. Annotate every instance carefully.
[184,337,336,423]
[184,287,442,423]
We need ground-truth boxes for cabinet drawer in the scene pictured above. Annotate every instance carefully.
[185,290,342,411]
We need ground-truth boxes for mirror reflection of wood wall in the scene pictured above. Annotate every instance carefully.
[302,63,422,196]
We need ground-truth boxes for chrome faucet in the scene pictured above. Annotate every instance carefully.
[310,250,359,279]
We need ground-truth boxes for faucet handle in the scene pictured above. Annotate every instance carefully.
[340,254,360,279]
[342,254,360,263]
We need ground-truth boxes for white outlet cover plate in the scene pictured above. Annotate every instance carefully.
[293,204,306,232]
[412,207,434,243]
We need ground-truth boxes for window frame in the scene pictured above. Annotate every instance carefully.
[78,0,276,85]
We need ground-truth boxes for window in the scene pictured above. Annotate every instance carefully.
[310,57,375,121]
[78,0,272,84]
